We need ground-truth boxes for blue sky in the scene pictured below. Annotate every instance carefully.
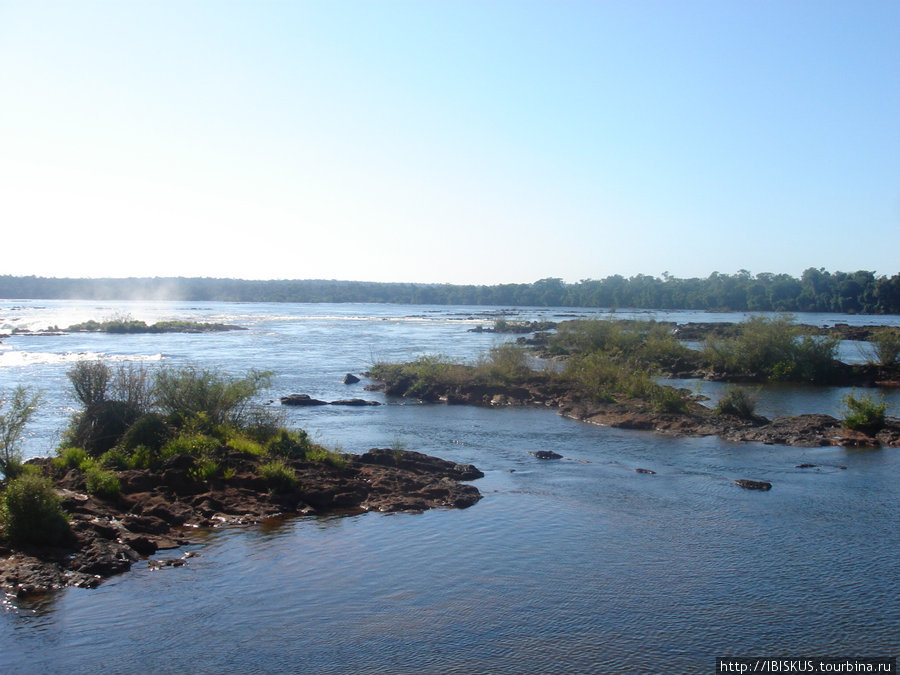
[1,0,897,284]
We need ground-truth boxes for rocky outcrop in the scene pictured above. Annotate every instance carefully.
[1,449,483,598]
[281,394,328,406]
[342,373,361,384]
[734,479,772,490]
[529,450,563,460]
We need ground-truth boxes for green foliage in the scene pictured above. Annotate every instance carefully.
[53,446,89,471]
[650,385,689,413]
[478,343,532,382]
[98,448,131,470]
[867,328,900,366]
[153,366,272,428]
[128,445,159,470]
[715,386,758,418]
[0,386,41,479]
[161,433,220,459]
[227,434,265,456]
[259,460,297,493]
[842,391,887,434]
[84,465,121,498]
[701,316,838,383]
[67,361,110,406]
[0,473,70,546]
[189,459,219,483]
[305,445,349,470]
[67,399,142,456]
[265,429,310,459]
[119,412,171,452]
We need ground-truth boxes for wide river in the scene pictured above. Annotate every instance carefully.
[1,301,898,673]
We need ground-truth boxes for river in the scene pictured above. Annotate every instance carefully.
[1,301,898,673]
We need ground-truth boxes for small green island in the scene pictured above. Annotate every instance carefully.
[368,316,900,448]
[0,363,482,597]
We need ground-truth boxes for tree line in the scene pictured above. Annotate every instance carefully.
[0,269,898,313]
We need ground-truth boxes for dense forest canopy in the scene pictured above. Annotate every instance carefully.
[1,270,898,314]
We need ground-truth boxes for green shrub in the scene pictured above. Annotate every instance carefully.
[153,366,272,428]
[0,473,70,546]
[119,413,170,451]
[868,328,900,366]
[227,435,265,456]
[715,386,758,418]
[67,361,110,407]
[265,429,310,459]
[305,445,350,470]
[84,466,121,498]
[0,386,41,480]
[650,385,689,413]
[67,400,142,456]
[189,459,219,483]
[842,391,887,434]
[98,448,131,470]
[53,446,89,471]
[128,444,159,470]
[161,433,220,459]
[259,460,297,492]
[478,343,532,382]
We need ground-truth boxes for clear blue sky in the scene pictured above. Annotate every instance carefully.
[1,0,897,284]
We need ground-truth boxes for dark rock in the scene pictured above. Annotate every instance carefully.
[342,373,361,384]
[635,468,656,474]
[795,463,817,469]
[734,479,772,490]
[329,398,381,406]
[530,450,563,460]
[281,394,328,406]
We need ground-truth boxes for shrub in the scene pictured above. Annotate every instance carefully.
[0,386,41,480]
[68,399,142,456]
[0,473,70,546]
[227,435,265,456]
[67,361,111,406]
[867,328,900,366]
[153,367,272,428]
[650,385,689,413]
[128,444,159,470]
[98,448,131,470]
[53,446,89,471]
[259,460,297,492]
[189,459,219,483]
[265,429,310,459]
[84,466,121,498]
[715,386,758,418]
[478,343,532,382]
[842,391,887,434]
[161,433,220,459]
[305,445,350,470]
[119,413,171,452]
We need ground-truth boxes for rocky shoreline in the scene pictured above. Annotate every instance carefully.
[1,449,483,598]
[365,377,900,449]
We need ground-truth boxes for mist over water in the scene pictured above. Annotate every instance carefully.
[1,300,898,673]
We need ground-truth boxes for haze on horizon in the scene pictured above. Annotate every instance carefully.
[1,1,897,286]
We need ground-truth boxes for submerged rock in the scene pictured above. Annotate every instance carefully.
[734,479,772,490]
[329,398,381,406]
[280,394,328,406]
[530,450,563,460]
[635,468,656,474]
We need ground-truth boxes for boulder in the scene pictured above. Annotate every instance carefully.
[635,468,656,474]
[280,394,328,406]
[342,373,361,384]
[734,479,772,490]
[530,450,563,460]
[329,399,381,406]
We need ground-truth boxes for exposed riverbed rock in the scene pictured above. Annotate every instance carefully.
[281,394,328,406]
[342,373,361,384]
[530,450,563,460]
[0,449,483,598]
[734,479,772,490]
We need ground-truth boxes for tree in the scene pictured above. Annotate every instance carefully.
[0,386,41,479]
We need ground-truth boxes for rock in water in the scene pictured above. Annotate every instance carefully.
[280,394,328,406]
[529,450,563,460]
[342,373,361,384]
[734,479,772,490]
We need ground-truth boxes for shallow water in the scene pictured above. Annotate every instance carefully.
[1,301,898,673]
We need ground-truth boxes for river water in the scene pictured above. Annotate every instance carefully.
[1,301,898,673]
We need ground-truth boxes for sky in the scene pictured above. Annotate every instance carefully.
[0,0,898,285]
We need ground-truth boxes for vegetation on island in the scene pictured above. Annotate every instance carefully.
[63,316,244,334]
[1,268,899,313]
[0,362,350,548]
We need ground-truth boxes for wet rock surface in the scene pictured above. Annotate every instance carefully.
[1,449,483,598]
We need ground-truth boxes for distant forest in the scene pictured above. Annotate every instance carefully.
[1,269,898,314]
